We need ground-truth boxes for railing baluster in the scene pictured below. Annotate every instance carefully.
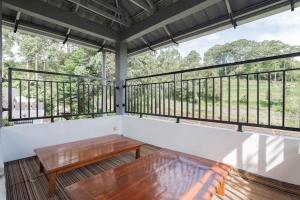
[137,85,140,114]
[228,76,231,121]
[198,79,201,119]
[127,85,130,112]
[70,80,72,114]
[246,75,249,123]
[268,72,271,126]
[168,82,170,116]
[220,77,223,121]
[173,74,176,116]
[19,80,22,119]
[147,84,150,114]
[114,82,116,112]
[36,81,38,117]
[77,79,80,114]
[96,85,99,113]
[109,83,112,113]
[28,81,30,118]
[192,80,195,118]
[44,81,46,117]
[130,85,132,113]
[56,82,59,116]
[151,84,153,114]
[143,84,146,114]
[8,69,13,120]
[101,84,104,113]
[181,73,183,117]
[83,83,85,113]
[155,83,157,115]
[105,83,108,113]
[163,83,165,115]
[92,85,95,116]
[237,75,240,123]
[212,78,215,120]
[140,85,142,114]
[87,84,90,114]
[159,83,161,115]
[50,81,53,121]
[282,71,285,127]
[257,74,260,124]
[63,82,66,114]
[186,81,189,117]
[205,78,208,119]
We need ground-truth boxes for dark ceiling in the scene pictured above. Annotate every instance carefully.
[2,0,299,56]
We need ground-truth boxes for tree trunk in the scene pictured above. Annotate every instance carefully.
[26,61,30,79]
[35,54,38,79]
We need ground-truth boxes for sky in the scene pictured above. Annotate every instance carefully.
[175,8,300,58]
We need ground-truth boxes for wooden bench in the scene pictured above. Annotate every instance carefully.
[34,134,144,198]
[65,148,232,200]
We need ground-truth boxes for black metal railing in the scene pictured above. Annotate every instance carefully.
[125,52,300,131]
[7,68,116,122]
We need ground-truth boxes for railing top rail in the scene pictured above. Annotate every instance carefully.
[126,52,300,81]
[8,67,115,82]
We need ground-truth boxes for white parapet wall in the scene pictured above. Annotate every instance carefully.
[0,116,122,162]
[122,116,300,186]
[0,115,299,186]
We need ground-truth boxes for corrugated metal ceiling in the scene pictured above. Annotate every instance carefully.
[2,0,300,55]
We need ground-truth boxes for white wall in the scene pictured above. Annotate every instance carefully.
[1,115,299,186]
[1,116,122,162]
[122,116,300,186]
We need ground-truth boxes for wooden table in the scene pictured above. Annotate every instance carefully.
[65,148,232,200]
[34,134,144,198]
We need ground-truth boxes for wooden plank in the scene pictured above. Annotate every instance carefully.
[65,149,232,200]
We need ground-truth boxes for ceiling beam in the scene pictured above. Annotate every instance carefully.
[121,0,222,41]
[3,0,120,42]
[67,0,130,27]
[224,0,237,28]
[90,0,122,14]
[13,11,21,33]
[129,0,154,14]
[2,15,115,52]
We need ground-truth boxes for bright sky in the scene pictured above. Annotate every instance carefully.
[176,8,300,58]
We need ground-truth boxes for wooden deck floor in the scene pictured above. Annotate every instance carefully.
[4,145,300,200]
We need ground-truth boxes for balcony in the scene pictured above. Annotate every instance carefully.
[0,53,299,199]
[1,0,300,199]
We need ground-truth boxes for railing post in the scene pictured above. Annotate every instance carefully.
[8,68,12,121]
[176,117,180,123]
[237,124,243,132]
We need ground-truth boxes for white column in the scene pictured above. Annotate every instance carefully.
[101,51,107,113]
[115,42,128,115]
[0,0,3,127]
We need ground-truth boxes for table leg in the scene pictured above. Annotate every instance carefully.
[39,161,44,173]
[48,173,57,198]
[136,148,140,159]
[216,179,225,196]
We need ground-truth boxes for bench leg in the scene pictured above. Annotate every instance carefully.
[216,179,225,196]
[48,173,57,198]
[136,148,140,159]
[39,162,44,173]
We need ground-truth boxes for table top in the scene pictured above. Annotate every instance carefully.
[65,148,232,200]
[34,134,144,173]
